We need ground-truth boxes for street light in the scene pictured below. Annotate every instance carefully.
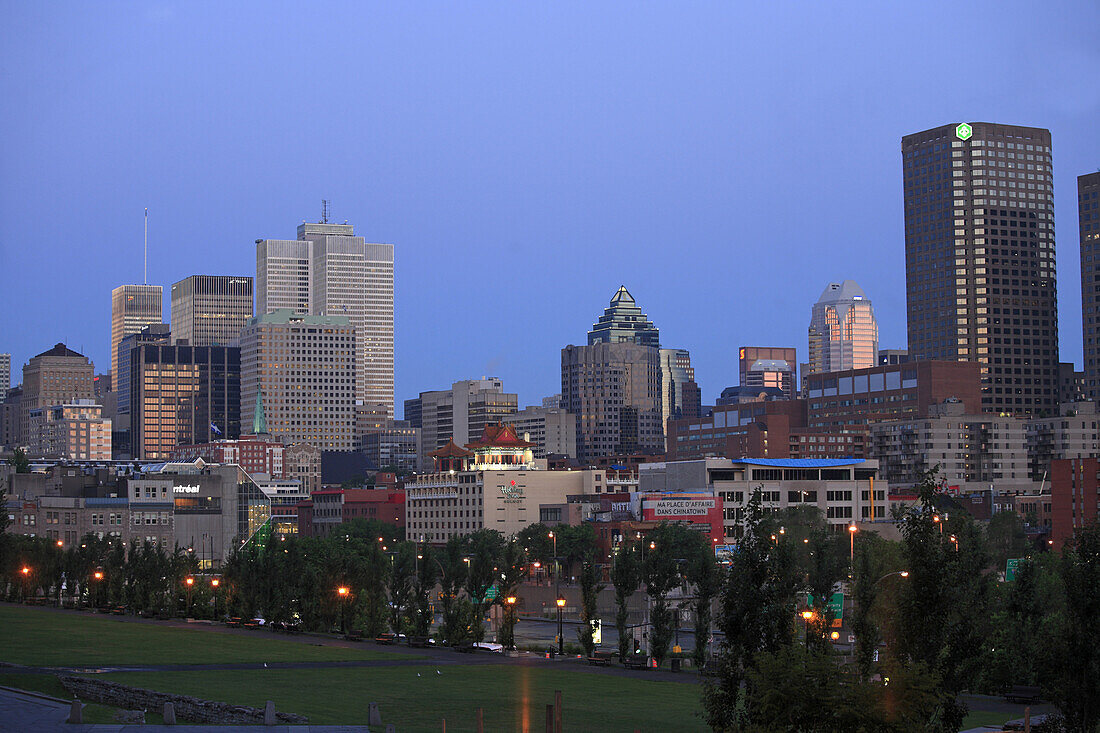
[56,539,63,547]
[949,535,958,552]
[848,524,858,567]
[549,531,558,595]
[556,596,566,656]
[211,577,221,617]
[503,595,517,650]
[184,577,195,616]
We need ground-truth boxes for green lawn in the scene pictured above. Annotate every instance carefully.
[960,709,1014,730]
[101,666,709,732]
[0,604,406,666]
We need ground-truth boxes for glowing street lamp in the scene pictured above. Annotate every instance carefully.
[21,566,30,576]
[93,571,104,580]
[337,586,350,596]
[56,539,63,547]
[848,524,858,567]
[184,577,195,616]
[556,596,567,655]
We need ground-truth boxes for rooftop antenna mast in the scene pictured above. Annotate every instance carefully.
[144,208,148,285]
[321,199,329,224]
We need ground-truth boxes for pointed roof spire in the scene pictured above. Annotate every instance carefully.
[610,285,635,306]
[253,392,268,435]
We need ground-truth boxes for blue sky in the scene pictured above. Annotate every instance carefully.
[2,2,1098,409]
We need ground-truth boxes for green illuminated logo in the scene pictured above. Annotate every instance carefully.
[956,123,973,141]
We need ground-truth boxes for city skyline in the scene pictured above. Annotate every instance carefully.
[2,3,1098,410]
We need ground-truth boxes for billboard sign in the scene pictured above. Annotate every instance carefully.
[653,499,715,516]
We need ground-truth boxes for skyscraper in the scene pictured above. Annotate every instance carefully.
[0,353,9,392]
[404,378,518,469]
[807,281,878,374]
[20,343,95,444]
[239,310,356,450]
[110,284,163,391]
[562,342,663,461]
[903,122,1057,415]
[659,348,700,447]
[170,275,254,346]
[256,219,394,416]
[130,343,241,459]
[1079,172,1100,401]
[588,286,660,347]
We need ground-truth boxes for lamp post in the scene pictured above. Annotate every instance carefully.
[556,595,566,656]
[337,585,351,634]
[92,569,103,609]
[848,524,858,569]
[185,576,195,617]
[211,577,220,618]
[549,531,558,595]
[20,566,31,602]
[503,595,517,650]
[801,610,814,645]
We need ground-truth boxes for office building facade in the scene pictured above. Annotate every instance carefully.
[20,344,96,446]
[739,346,797,400]
[561,341,664,461]
[110,284,163,391]
[170,275,254,346]
[502,406,577,459]
[1080,172,1100,400]
[256,221,394,415]
[807,280,879,375]
[404,378,518,469]
[0,353,9,392]
[239,310,356,451]
[27,400,111,460]
[903,122,1057,415]
[130,344,241,460]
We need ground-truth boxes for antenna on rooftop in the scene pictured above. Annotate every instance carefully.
[321,199,329,224]
[144,208,148,285]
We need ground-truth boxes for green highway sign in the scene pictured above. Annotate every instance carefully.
[807,592,844,617]
[956,123,973,141]
[1006,558,1022,582]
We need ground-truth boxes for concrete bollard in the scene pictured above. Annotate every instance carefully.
[264,700,276,726]
[163,701,176,725]
[369,702,382,726]
[67,698,82,724]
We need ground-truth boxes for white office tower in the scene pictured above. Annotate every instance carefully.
[256,218,394,417]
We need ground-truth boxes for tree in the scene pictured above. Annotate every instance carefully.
[1044,523,1100,733]
[611,540,642,662]
[803,527,847,651]
[686,537,722,670]
[576,554,606,657]
[702,488,800,731]
[438,536,469,644]
[644,523,689,667]
[387,542,416,635]
[463,530,504,644]
[411,542,440,636]
[495,538,527,649]
[894,468,991,731]
[6,447,30,474]
[516,523,554,568]
[986,510,1029,575]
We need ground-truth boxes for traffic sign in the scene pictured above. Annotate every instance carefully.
[807,592,844,617]
[1006,558,1022,582]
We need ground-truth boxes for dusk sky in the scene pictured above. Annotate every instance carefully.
[2,2,1098,410]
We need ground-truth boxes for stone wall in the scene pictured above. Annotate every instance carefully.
[57,676,309,725]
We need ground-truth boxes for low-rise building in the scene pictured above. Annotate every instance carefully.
[1025,401,1099,481]
[406,422,607,543]
[303,487,405,537]
[870,400,1036,492]
[1050,458,1100,547]
[28,400,112,460]
[639,457,895,539]
[170,434,286,479]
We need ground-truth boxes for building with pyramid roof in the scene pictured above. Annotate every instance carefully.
[588,286,660,347]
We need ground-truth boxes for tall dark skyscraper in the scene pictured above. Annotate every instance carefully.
[902,122,1057,415]
[1080,172,1100,400]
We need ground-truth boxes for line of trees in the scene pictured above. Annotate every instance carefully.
[700,471,1100,733]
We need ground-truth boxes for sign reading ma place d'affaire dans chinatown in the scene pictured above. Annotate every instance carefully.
[652,498,716,516]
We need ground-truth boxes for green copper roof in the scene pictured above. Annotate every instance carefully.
[253,392,268,435]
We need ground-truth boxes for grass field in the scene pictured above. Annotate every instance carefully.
[0,604,406,666]
[101,666,709,732]
[0,672,166,725]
